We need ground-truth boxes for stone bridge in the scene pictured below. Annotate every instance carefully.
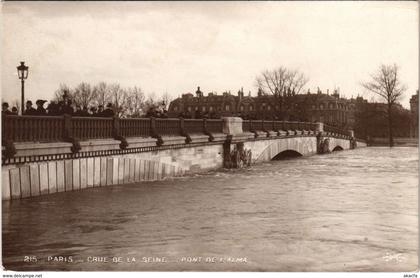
[1,115,366,200]
[245,136,351,163]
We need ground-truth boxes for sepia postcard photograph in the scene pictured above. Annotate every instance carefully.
[0,1,418,276]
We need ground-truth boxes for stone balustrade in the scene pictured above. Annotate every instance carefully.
[2,116,352,143]
[2,115,354,165]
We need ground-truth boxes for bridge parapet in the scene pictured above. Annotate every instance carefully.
[1,116,363,200]
[323,124,352,138]
[4,116,344,143]
[2,115,354,165]
[222,117,243,135]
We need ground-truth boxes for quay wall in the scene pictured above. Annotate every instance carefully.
[2,137,366,201]
[2,143,224,201]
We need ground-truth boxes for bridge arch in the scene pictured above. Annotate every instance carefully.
[250,137,317,163]
[326,137,351,152]
[272,150,303,160]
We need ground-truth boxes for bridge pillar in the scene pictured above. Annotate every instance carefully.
[315,122,324,134]
[315,122,328,154]
[222,117,252,168]
[222,117,243,135]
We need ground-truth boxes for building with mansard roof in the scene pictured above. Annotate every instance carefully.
[409,90,418,138]
[169,86,414,138]
[168,86,361,129]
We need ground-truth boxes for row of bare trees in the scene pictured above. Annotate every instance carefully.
[255,64,408,146]
[53,82,170,118]
[361,64,407,147]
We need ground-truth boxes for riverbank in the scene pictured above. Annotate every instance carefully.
[369,137,418,147]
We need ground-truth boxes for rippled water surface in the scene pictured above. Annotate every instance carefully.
[2,147,418,271]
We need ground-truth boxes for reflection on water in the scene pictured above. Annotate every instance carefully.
[2,147,418,271]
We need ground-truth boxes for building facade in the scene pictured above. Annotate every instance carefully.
[169,87,359,129]
[409,90,418,138]
[169,87,414,138]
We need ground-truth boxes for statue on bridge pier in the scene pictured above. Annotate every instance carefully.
[223,142,252,169]
[350,137,357,149]
[316,133,330,154]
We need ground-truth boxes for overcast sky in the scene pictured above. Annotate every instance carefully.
[1,1,418,108]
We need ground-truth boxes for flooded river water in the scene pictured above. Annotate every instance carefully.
[2,147,418,271]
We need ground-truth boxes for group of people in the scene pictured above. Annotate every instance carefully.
[176,110,219,119]
[144,107,169,118]
[2,99,171,119]
[1,102,18,115]
[2,99,115,117]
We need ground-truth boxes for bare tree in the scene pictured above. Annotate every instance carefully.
[54,83,73,102]
[142,92,164,116]
[108,83,128,117]
[159,91,172,110]
[255,67,308,95]
[125,86,145,117]
[73,82,97,108]
[255,67,309,120]
[361,64,407,147]
[51,82,151,118]
[143,93,157,110]
[92,82,111,107]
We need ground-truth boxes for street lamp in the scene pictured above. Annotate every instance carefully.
[17,61,29,115]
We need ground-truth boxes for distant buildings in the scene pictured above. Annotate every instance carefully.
[170,87,352,126]
[169,86,362,129]
[354,100,411,139]
[409,90,419,138]
[169,86,416,139]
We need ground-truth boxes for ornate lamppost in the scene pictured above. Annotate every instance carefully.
[17,61,29,115]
